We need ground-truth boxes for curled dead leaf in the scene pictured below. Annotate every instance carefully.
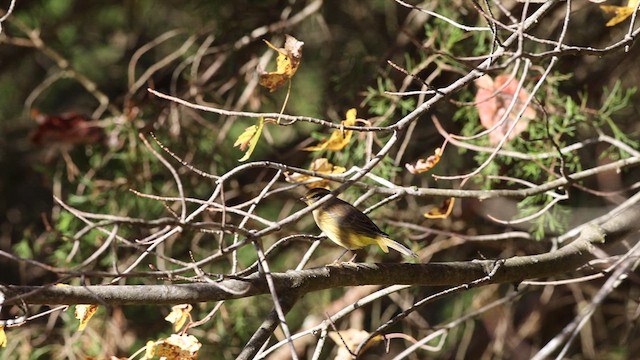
[258,35,304,92]
[75,304,99,331]
[145,334,201,360]
[424,197,455,219]
[406,146,444,174]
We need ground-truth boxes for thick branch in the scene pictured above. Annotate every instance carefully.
[3,206,638,306]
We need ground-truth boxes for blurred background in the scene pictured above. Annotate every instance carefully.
[1,0,639,358]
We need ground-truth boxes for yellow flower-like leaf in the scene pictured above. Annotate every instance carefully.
[234,117,264,161]
[406,147,444,174]
[284,158,346,189]
[234,124,257,151]
[75,304,99,331]
[150,334,201,360]
[258,35,304,92]
[303,108,358,152]
[424,197,456,219]
[165,304,193,332]
[601,0,640,27]
[0,326,6,348]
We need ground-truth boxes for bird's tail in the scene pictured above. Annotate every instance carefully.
[377,237,418,258]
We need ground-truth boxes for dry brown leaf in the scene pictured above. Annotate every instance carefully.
[30,109,104,146]
[75,304,99,331]
[258,35,304,92]
[475,74,536,145]
[424,197,456,219]
[151,334,201,360]
[303,108,358,152]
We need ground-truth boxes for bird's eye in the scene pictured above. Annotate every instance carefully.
[309,193,322,200]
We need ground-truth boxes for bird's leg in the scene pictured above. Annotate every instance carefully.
[332,249,350,264]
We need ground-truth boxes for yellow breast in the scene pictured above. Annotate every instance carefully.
[312,209,381,250]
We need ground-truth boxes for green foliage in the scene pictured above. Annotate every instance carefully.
[45,0,74,17]
[517,195,570,240]
[13,237,34,259]
[594,82,638,150]
[364,77,416,119]
[450,72,637,238]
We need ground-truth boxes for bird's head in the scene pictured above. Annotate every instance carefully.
[300,188,332,205]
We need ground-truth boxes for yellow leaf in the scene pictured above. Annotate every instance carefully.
[424,197,456,219]
[601,0,640,27]
[154,334,201,360]
[284,158,346,189]
[0,326,6,348]
[234,126,257,151]
[165,304,192,332]
[75,304,98,331]
[258,35,304,92]
[234,117,264,161]
[405,147,444,174]
[303,108,358,152]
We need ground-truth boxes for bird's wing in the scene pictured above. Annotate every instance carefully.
[323,199,388,238]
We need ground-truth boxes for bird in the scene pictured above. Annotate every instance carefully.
[300,188,418,260]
